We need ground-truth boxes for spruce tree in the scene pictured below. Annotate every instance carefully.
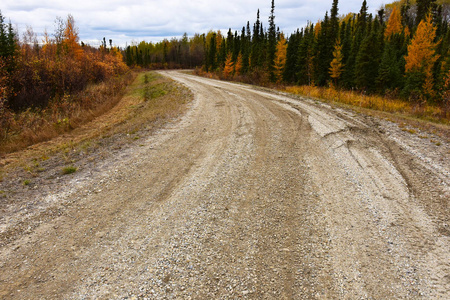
[330,0,339,43]
[297,24,315,85]
[207,33,217,71]
[218,37,227,68]
[241,26,249,73]
[314,12,331,86]
[0,11,17,74]
[226,29,234,55]
[268,0,277,82]
[233,31,240,61]
[355,18,383,94]
[376,33,407,93]
[416,0,437,26]
[342,1,369,89]
[283,30,300,83]
[340,20,352,73]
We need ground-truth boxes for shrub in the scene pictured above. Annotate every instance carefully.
[62,166,77,175]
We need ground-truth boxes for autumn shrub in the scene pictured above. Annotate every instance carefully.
[0,14,132,154]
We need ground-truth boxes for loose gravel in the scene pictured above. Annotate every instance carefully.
[0,71,448,299]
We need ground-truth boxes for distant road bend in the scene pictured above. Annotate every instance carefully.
[0,70,449,298]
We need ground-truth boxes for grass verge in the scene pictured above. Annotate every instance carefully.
[0,72,136,155]
[0,71,192,178]
[283,86,448,124]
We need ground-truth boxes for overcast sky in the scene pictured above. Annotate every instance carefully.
[2,0,387,47]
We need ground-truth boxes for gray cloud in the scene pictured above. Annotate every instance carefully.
[2,0,386,47]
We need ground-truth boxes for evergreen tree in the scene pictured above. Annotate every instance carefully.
[376,33,407,93]
[358,0,369,32]
[314,12,331,85]
[241,26,249,73]
[342,1,369,89]
[283,30,300,83]
[297,24,315,85]
[416,0,437,26]
[330,0,340,43]
[0,11,17,74]
[226,29,234,55]
[251,10,262,69]
[233,31,240,61]
[218,36,227,68]
[340,19,352,74]
[207,32,217,71]
[355,25,382,93]
[268,0,277,81]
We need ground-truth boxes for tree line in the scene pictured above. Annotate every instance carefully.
[124,33,205,69]
[196,0,450,106]
[3,0,450,113]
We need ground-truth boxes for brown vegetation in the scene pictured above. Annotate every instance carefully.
[283,85,449,125]
[0,14,130,155]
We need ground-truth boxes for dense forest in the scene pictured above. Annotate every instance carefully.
[125,0,450,110]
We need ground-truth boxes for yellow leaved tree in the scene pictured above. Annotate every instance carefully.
[234,53,243,76]
[329,39,344,87]
[404,14,439,99]
[384,6,403,39]
[274,33,287,83]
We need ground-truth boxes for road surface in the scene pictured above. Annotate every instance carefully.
[1,71,449,299]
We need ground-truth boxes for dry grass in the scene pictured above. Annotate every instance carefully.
[103,71,191,138]
[283,85,448,123]
[0,72,136,155]
[0,71,192,175]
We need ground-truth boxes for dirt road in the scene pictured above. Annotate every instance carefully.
[1,71,449,299]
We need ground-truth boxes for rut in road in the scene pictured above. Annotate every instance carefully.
[0,71,448,299]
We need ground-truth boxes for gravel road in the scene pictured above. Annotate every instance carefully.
[1,71,449,299]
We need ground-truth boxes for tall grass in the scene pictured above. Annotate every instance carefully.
[283,85,448,124]
[0,72,135,155]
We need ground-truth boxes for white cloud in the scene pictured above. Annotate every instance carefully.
[2,0,387,47]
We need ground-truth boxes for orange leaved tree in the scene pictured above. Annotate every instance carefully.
[384,6,403,39]
[234,53,243,76]
[404,14,439,101]
[223,53,234,79]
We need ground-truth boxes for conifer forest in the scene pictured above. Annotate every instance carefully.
[124,0,450,109]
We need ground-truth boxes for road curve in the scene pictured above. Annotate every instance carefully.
[0,71,449,299]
